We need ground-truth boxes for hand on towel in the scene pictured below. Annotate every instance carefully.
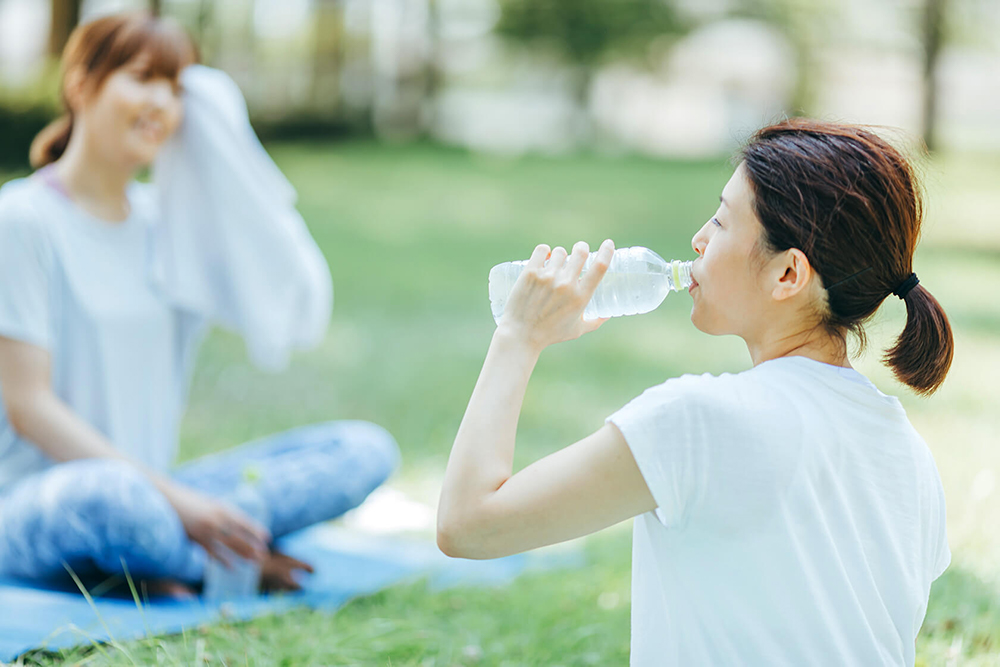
[163,482,271,565]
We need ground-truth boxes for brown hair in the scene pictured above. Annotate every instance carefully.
[30,13,197,169]
[739,118,953,395]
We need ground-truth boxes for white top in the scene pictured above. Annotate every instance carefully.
[608,356,950,666]
[0,177,202,490]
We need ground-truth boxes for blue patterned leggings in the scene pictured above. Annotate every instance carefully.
[0,420,399,584]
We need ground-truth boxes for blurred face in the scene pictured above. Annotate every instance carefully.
[688,163,775,337]
[72,50,183,167]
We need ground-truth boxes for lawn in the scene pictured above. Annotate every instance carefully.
[4,141,1000,665]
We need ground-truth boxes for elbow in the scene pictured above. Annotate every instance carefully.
[436,509,491,560]
[4,398,36,438]
[436,511,468,559]
[436,522,460,559]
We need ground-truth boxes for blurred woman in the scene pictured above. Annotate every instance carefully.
[0,13,398,597]
[439,119,952,665]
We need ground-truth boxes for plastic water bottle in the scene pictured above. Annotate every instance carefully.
[202,466,269,601]
[488,246,693,323]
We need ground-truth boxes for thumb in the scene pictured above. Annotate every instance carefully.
[580,317,608,335]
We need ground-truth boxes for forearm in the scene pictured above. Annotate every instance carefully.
[10,390,176,496]
[439,327,540,534]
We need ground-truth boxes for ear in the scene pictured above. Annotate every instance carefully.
[770,248,814,302]
[63,66,89,113]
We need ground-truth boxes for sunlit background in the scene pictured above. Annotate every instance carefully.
[1,1,999,664]
[2,0,1000,159]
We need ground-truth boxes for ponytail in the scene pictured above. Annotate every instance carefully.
[29,114,73,169]
[883,285,954,396]
[741,119,956,397]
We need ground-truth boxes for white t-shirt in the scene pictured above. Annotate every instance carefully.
[0,176,205,491]
[608,356,950,666]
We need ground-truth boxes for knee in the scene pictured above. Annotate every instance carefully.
[309,420,400,482]
[56,459,151,519]
[60,460,182,557]
[352,421,401,480]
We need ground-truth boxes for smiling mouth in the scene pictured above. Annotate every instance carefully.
[134,118,166,142]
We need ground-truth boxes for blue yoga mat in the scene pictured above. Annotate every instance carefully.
[0,525,582,661]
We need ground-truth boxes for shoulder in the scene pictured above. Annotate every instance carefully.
[0,177,46,221]
[609,365,805,458]
[621,367,762,419]
[0,177,56,248]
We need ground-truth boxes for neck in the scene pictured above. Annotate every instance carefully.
[52,130,136,223]
[745,322,851,369]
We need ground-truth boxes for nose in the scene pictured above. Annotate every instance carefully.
[691,223,708,257]
[148,79,177,110]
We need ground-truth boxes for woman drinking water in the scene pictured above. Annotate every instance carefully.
[439,119,952,665]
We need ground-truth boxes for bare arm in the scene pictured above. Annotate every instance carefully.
[438,241,657,559]
[0,335,149,466]
[0,335,269,562]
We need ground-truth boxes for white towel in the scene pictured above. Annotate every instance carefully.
[151,65,332,372]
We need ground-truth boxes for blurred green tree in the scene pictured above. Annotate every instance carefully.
[48,0,81,57]
[496,0,686,105]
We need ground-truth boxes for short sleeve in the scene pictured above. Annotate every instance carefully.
[607,374,719,529]
[0,193,54,349]
[607,372,797,532]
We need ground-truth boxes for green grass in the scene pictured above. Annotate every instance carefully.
[4,142,1000,665]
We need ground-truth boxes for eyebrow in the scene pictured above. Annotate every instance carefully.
[719,195,726,205]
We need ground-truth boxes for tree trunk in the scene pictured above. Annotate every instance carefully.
[423,0,441,134]
[195,0,214,63]
[311,0,344,112]
[921,0,945,152]
[48,0,81,57]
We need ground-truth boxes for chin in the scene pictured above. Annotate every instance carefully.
[689,307,721,336]
[127,138,166,166]
[125,149,158,169]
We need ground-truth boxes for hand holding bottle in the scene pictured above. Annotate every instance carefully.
[490,245,693,324]
[497,240,615,353]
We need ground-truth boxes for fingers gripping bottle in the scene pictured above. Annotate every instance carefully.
[202,466,269,601]
[488,246,693,324]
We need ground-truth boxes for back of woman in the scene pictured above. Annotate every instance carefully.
[614,356,947,664]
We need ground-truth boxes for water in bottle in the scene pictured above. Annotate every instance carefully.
[202,466,269,601]
[488,246,693,323]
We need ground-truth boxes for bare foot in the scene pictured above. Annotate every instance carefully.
[144,578,197,600]
[261,550,314,592]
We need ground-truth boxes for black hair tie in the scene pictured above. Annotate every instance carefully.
[892,273,919,300]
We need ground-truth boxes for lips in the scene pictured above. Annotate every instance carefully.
[134,117,166,143]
